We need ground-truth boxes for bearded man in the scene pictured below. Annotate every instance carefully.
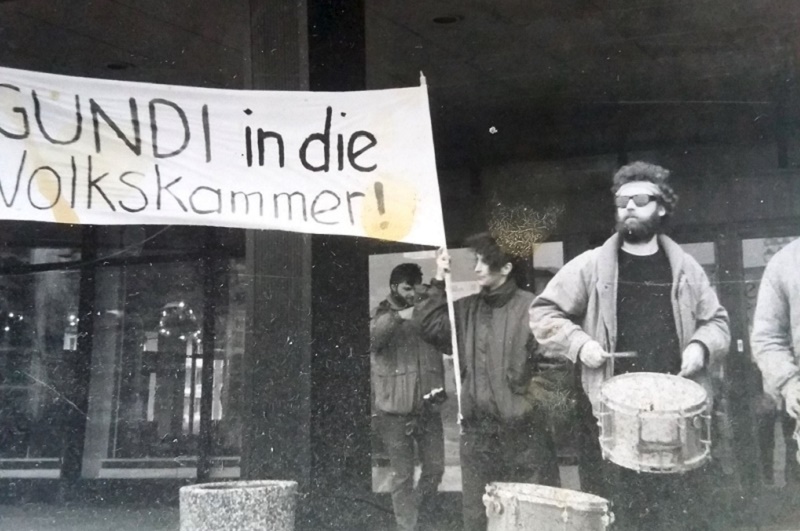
[371,263,445,531]
[529,161,730,530]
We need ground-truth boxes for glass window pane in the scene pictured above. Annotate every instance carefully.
[532,241,564,295]
[80,256,245,479]
[681,242,718,288]
[0,252,81,479]
[82,261,205,479]
[209,259,247,478]
[742,237,800,339]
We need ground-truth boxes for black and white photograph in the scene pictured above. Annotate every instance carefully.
[0,1,799,530]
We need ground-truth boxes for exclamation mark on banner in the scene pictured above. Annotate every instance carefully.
[375,181,388,229]
[361,179,417,241]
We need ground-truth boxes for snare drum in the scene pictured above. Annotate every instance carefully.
[598,372,711,474]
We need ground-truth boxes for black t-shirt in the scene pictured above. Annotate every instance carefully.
[614,247,681,375]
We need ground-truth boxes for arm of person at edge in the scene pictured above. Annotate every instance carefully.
[505,332,541,396]
[411,248,457,356]
[679,255,731,378]
[369,300,405,352]
[529,249,607,369]
[751,262,800,418]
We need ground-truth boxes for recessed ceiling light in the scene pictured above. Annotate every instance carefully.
[433,15,463,24]
[107,61,135,71]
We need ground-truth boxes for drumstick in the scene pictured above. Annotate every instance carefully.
[602,351,637,378]
[601,351,638,358]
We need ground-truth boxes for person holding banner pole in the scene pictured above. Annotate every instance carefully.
[443,265,464,425]
[414,232,560,531]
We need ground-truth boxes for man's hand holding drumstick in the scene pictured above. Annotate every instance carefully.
[678,342,707,378]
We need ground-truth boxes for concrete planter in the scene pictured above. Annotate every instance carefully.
[180,480,298,531]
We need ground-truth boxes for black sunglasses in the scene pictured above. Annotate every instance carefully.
[615,194,659,208]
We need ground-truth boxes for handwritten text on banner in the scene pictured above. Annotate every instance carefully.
[0,67,446,246]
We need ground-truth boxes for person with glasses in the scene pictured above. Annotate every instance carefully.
[529,161,730,530]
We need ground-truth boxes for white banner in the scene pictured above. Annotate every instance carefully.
[0,67,446,246]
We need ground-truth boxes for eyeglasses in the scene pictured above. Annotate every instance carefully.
[614,194,659,208]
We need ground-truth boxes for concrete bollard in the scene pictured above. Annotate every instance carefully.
[180,480,298,531]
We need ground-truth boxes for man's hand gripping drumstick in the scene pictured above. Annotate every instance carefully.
[678,342,707,378]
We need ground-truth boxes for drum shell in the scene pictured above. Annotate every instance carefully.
[483,482,613,531]
[598,373,710,474]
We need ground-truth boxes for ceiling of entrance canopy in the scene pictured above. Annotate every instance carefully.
[1,0,798,167]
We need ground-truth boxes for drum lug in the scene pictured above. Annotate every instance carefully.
[597,409,612,441]
[597,409,613,461]
[482,493,503,516]
[794,421,800,465]
[483,484,505,517]
[700,413,712,447]
[601,510,615,529]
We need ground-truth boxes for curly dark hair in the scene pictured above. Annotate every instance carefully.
[465,232,529,287]
[389,263,423,287]
[611,161,679,220]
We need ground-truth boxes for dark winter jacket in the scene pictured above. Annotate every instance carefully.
[370,293,444,415]
[414,278,538,421]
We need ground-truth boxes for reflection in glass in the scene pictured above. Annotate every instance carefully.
[681,242,718,289]
[0,249,81,478]
[81,259,245,479]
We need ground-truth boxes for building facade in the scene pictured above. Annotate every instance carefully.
[1,1,800,529]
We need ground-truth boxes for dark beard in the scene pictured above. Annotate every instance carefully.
[616,212,661,243]
[389,289,413,308]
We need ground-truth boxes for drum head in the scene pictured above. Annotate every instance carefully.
[487,482,610,512]
[601,372,706,412]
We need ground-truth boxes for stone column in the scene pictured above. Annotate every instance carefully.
[241,0,313,487]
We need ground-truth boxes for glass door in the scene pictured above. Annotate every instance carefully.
[81,257,246,479]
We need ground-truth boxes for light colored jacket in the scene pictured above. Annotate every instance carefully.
[751,238,800,401]
[529,233,730,411]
